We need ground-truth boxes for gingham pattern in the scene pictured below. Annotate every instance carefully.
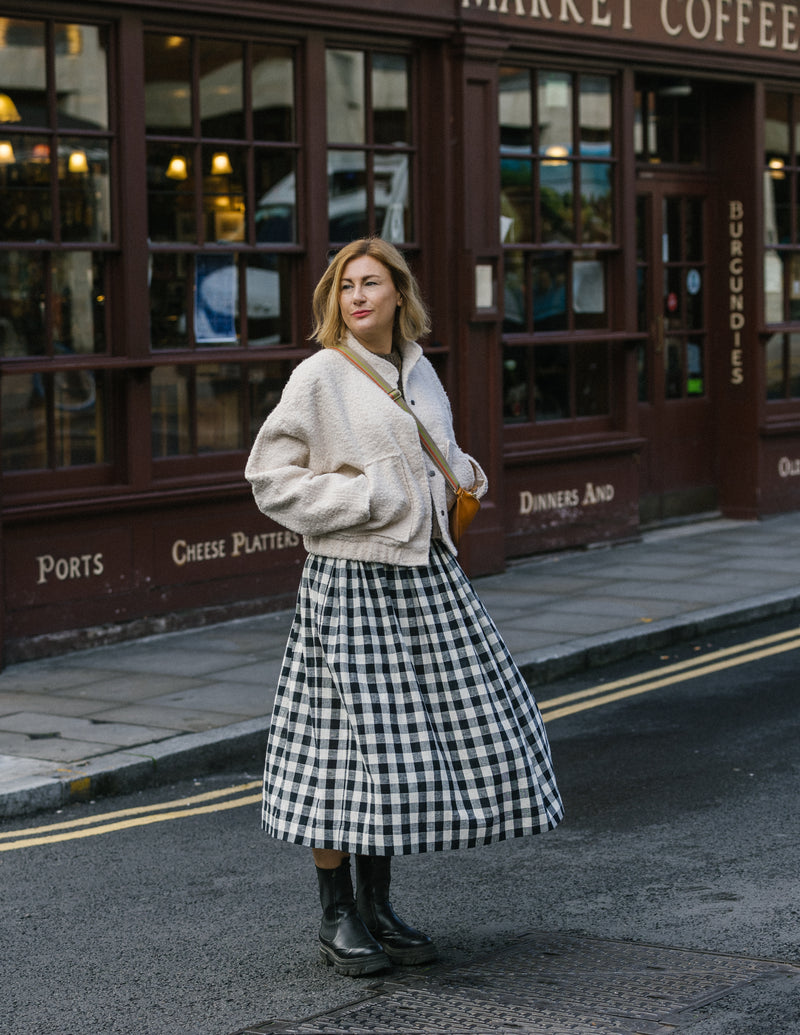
[262,541,563,854]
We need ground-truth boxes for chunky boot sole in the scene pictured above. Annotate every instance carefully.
[319,942,391,976]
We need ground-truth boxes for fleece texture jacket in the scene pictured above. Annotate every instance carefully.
[245,334,487,566]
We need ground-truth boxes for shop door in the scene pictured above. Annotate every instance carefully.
[636,176,716,524]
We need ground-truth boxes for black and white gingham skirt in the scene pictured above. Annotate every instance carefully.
[262,540,563,854]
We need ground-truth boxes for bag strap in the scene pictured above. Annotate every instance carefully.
[331,343,462,493]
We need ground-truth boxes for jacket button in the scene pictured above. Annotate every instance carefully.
[428,470,435,478]
[410,399,416,405]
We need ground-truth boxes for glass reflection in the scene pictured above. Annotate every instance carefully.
[55,24,108,130]
[252,45,295,141]
[575,341,608,416]
[202,145,245,243]
[373,54,409,145]
[503,346,529,423]
[534,344,570,420]
[540,158,573,243]
[150,252,190,349]
[0,250,45,355]
[52,252,106,354]
[148,142,195,242]
[0,135,53,240]
[59,136,111,242]
[197,362,242,452]
[580,162,612,243]
[144,34,191,134]
[255,150,295,242]
[199,39,244,138]
[328,149,367,241]
[245,255,292,346]
[499,67,532,149]
[326,50,365,144]
[532,253,568,332]
[151,365,190,456]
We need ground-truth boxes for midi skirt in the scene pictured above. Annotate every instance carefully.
[262,540,563,855]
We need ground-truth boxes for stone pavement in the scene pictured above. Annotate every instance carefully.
[2,512,799,820]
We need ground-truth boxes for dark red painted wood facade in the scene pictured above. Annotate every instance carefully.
[3,0,800,663]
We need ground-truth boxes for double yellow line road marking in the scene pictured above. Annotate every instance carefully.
[0,780,261,852]
[3,625,799,852]
[538,624,800,721]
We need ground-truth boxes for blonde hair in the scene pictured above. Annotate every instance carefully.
[311,238,431,349]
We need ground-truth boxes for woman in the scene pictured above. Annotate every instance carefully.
[246,238,563,977]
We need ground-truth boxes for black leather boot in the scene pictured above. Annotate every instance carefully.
[316,858,391,976]
[355,855,437,965]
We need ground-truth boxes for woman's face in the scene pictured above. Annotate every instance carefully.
[338,255,401,355]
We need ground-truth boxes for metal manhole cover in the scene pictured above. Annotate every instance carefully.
[233,931,800,1035]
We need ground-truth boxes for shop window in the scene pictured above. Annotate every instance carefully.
[499,67,615,426]
[325,49,413,244]
[144,33,298,460]
[0,17,113,476]
[764,91,800,402]
[634,76,704,165]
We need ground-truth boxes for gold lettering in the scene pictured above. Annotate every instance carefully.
[592,0,612,26]
[759,1,777,46]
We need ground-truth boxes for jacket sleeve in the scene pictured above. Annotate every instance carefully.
[422,359,488,501]
[245,368,411,537]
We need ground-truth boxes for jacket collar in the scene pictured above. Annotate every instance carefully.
[342,332,423,386]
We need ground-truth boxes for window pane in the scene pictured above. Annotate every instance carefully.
[499,67,531,149]
[54,367,107,464]
[579,75,611,153]
[248,360,294,438]
[665,336,682,398]
[573,254,606,330]
[503,346,529,423]
[764,248,784,323]
[373,54,409,146]
[152,365,190,456]
[501,156,533,243]
[540,158,573,243]
[0,135,53,240]
[52,252,106,354]
[765,92,791,170]
[245,255,292,346]
[202,145,245,243]
[575,341,608,416]
[148,143,196,242]
[533,253,568,332]
[765,333,785,399]
[375,152,409,243]
[2,371,46,469]
[580,162,612,243]
[534,344,569,420]
[538,71,572,156]
[55,24,108,130]
[503,250,526,334]
[59,137,111,242]
[144,34,192,135]
[252,45,295,142]
[199,39,244,139]
[255,149,295,243]
[197,362,242,452]
[326,50,365,144]
[791,254,800,322]
[0,20,46,127]
[0,250,45,355]
[686,198,703,262]
[195,252,239,345]
[328,150,367,241]
[686,339,705,396]
[790,332,800,396]
[150,252,190,349]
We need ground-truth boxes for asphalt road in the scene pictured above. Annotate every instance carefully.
[2,614,799,1035]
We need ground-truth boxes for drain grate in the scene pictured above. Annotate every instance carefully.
[234,932,800,1035]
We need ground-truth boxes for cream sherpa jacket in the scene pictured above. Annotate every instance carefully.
[245,334,487,565]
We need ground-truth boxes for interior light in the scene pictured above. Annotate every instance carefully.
[68,150,89,174]
[211,151,233,175]
[542,145,569,166]
[769,158,786,180]
[166,155,188,180]
[0,140,15,164]
[0,92,21,123]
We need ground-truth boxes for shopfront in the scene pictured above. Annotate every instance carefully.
[2,0,800,662]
